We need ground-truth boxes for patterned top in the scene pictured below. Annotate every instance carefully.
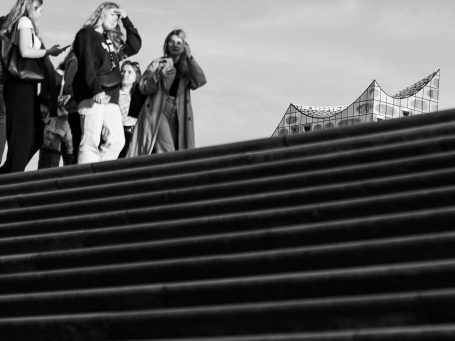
[119,90,137,127]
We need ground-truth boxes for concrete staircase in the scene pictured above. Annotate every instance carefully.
[1,109,455,340]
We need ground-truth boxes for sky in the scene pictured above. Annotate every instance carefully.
[1,0,455,170]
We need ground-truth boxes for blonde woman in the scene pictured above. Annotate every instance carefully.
[127,29,206,157]
[73,2,141,164]
[0,0,63,173]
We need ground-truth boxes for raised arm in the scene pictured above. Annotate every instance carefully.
[184,42,207,90]
[187,57,207,90]
[118,14,142,60]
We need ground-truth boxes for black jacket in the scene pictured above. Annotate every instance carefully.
[128,82,146,119]
[73,17,141,105]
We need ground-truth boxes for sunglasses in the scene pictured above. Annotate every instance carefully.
[168,40,184,47]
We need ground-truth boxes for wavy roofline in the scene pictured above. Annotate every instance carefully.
[289,69,439,120]
[387,69,440,99]
[274,69,441,135]
[290,103,345,119]
[291,79,376,120]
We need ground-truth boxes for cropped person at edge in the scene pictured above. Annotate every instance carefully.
[0,0,64,173]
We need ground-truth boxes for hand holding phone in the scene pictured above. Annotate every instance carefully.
[162,58,174,72]
[60,44,72,51]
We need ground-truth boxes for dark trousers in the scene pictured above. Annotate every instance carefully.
[68,111,81,160]
[118,125,134,158]
[38,112,82,169]
[0,80,42,174]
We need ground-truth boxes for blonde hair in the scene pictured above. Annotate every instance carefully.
[81,2,123,51]
[1,0,43,38]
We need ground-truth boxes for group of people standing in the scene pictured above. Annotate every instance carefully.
[0,0,207,173]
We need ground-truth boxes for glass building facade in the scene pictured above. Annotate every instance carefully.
[272,70,440,137]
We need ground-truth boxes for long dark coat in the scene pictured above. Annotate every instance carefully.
[126,57,206,156]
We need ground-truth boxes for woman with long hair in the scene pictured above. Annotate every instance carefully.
[0,0,64,173]
[127,29,206,156]
[73,2,141,164]
[117,60,145,158]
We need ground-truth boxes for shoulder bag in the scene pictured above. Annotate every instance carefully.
[0,23,45,82]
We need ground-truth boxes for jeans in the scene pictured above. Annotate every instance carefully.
[154,97,178,153]
[77,99,125,164]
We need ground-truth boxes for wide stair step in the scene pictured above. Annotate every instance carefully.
[1,110,455,340]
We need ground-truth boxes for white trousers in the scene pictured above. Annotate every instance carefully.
[77,99,125,164]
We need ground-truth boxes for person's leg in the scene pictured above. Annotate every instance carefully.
[38,147,61,169]
[99,103,125,162]
[68,112,81,164]
[154,99,178,154]
[0,81,38,173]
[118,126,133,158]
[38,113,63,169]
[77,100,104,165]
[59,117,74,166]
[32,94,44,158]
[61,140,75,166]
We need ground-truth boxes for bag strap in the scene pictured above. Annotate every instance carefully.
[10,23,18,44]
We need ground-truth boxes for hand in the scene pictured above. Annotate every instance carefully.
[115,9,127,19]
[157,62,175,80]
[57,102,69,117]
[184,41,192,59]
[93,92,111,104]
[46,45,64,57]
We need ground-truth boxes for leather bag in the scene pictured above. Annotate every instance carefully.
[97,68,122,89]
[0,24,45,82]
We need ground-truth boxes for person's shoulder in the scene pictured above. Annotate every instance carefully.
[76,27,96,40]
[17,16,33,30]
[77,27,92,35]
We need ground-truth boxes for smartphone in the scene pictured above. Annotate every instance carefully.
[162,58,173,72]
[60,44,72,51]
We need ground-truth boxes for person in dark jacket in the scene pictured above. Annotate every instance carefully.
[73,2,141,164]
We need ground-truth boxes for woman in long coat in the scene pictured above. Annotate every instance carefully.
[127,29,206,156]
